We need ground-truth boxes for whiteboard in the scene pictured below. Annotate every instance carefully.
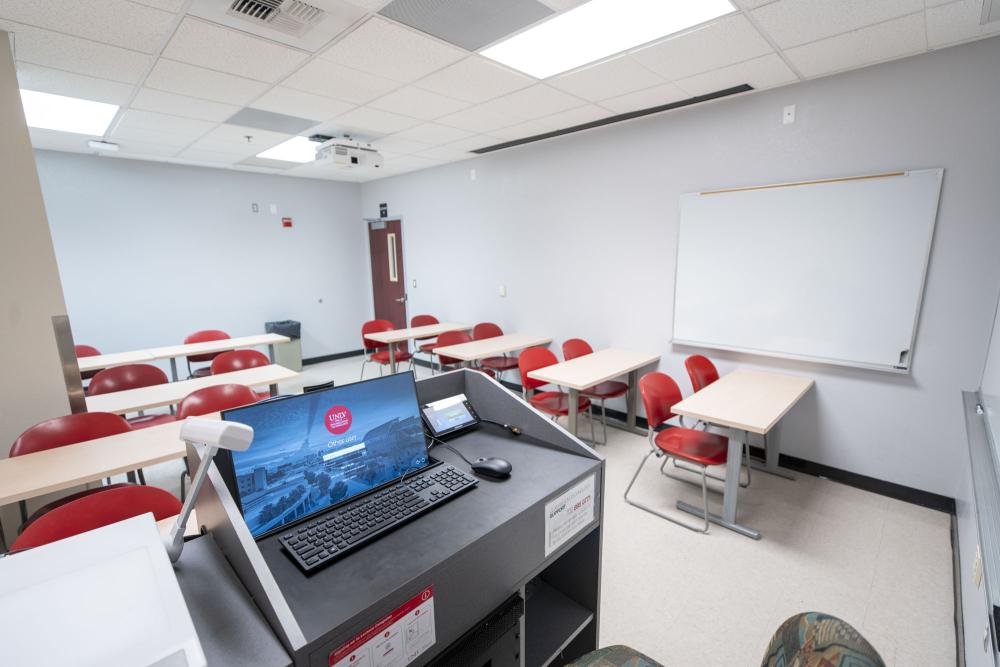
[672,169,942,373]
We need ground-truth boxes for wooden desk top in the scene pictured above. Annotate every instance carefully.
[672,369,814,435]
[77,333,291,373]
[364,322,470,344]
[85,364,298,415]
[432,333,552,361]
[527,348,660,390]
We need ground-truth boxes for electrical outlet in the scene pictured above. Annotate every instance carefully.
[975,544,984,587]
[783,104,796,125]
[498,284,506,297]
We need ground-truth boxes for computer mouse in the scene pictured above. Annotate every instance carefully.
[471,457,512,479]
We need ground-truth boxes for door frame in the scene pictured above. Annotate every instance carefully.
[365,217,408,328]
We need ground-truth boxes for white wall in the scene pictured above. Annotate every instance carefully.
[35,152,367,363]
[361,36,1000,498]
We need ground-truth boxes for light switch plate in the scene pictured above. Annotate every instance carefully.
[498,284,506,297]
[783,104,796,125]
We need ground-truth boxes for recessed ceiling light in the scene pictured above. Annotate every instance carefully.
[256,136,318,163]
[480,0,734,79]
[19,89,119,136]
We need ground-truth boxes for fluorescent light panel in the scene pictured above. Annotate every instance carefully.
[481,0,735,79]
[19,89,119,136]
[256,136,318,163]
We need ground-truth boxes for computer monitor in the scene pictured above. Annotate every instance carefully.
[217,372,430,539]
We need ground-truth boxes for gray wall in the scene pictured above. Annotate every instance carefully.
[35,152,366,364]
[361,36,1000,499]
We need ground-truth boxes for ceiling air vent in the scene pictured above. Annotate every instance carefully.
[227,0,325,37]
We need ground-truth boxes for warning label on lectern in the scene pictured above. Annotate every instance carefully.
[330,586,436,667]
[544,474,596,556]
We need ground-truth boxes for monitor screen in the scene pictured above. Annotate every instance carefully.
[220,372,429,539]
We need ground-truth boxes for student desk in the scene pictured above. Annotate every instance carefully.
[85,364,298,415]
[526,349,660,436]
[671,369,814,539]
[432,333,552,369]
[78,333,291,379]
[364,322,471,373]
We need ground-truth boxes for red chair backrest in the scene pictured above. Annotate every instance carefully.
[184,329,231,362]
[436,330,471,366]
[176,384,259,419]
[75,344,100,358]
[211,349,270,375]
[410,314,439,341]
[639,372,683,430]
[87,364,169,396]
[518,347,558,391]
[361,319,395,351]
[562,338,593,360]
[685,355,719,393]
[473,322,503,340]
[10,412,131,458]
[11,485,182,551]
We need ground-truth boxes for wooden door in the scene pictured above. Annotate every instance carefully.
[367,219,407,327]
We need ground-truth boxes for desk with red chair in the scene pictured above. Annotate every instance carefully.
[433,332,553,371]
[364,322,471,374]
[526,348,660,438]
[671,368,814,539]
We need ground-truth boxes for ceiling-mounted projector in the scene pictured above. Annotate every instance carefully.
[314,137,383,170]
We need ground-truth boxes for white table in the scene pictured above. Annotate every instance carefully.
[527,348,660,436]
[671,369,814,539]
[364,323,470,373]
[85,365,298,415]
[432,333,552,369]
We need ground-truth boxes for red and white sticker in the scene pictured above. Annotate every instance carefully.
[325,405,352,435]
[330,587,435,667]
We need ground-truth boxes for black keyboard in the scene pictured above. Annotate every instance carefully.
[279,464,478,573]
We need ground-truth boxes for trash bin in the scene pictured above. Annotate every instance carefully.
[266,320,302,371]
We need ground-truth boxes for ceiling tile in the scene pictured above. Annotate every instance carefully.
[393,122,476,144]
[379,0,552,51]
[537,0,587,10]
[414,145,475,162]
[145,59,270,106]
[676,53,797,96]
[128,0,188,11]
[344,0,392,10]
[414,56,535,104]
[29,127,95,152]
[784,12,927,78]
[478,84,584,121]
[732,0,779,8]
[318,16,466,82]
[631,14,774,81]
[110,139,183,158]
[131,88,241,122]
[16,62,135,105]
[189,124,291,157]
[174,147,240,164]
[599,82,690,114]
[3,21,153,83]
[162,17,310,83]
[333,106,423,135]
[0,0,176,54]
[750,0,924,49]
[445,134,501,152]
[533,104,614,131]
[369,86,470,121]
[372,134,434,154]
[926,0,1000,47]
[283,59,400,104]
[110,109,215,147]
[251,87,355,122]
[489,120,550,141]
[436,105,518,133]
[549,55,666,102]
[381,154,443,173]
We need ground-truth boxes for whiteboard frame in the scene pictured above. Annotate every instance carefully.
[670,168,943,374]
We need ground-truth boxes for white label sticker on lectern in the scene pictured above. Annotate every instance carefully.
[544,474,596,557]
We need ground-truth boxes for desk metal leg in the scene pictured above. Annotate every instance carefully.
[388,345,397,374]
[598,370,647,437]
[267,344,275,363]
[169,358,179,382]
[269,383,278,397]
[567,388,579,438]
[677,428,761,539]
[749,420,796,480]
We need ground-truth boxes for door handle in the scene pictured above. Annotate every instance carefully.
[395,294,407,303]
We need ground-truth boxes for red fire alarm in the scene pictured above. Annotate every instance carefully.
[281,217,293,228]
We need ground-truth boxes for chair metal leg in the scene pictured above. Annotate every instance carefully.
[137,468,147,485]
[601,400,608,444]
[671,444,752,488]
[624,450,711,533]
[360,358,369,381]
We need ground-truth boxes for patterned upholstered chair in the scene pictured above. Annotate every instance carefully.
[761,612,886,667]
[565,645,663,667]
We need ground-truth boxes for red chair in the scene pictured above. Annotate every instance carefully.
[563,338,628,445]
[176,384,260,419]
[624,372,749,533]
[10,412,133,529]
[87,364,176,430]
[211,349,271,400]
[411,314,440,373]
[184,329,230,379]
[518,347,594,441]
[11,485,182,552]
[473,323,519,381]
[75,344,101,381]
[685,354,720,392]
[360,319,413,380]
[435,330,472,372]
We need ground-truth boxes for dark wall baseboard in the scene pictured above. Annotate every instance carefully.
[302,349,364,365]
